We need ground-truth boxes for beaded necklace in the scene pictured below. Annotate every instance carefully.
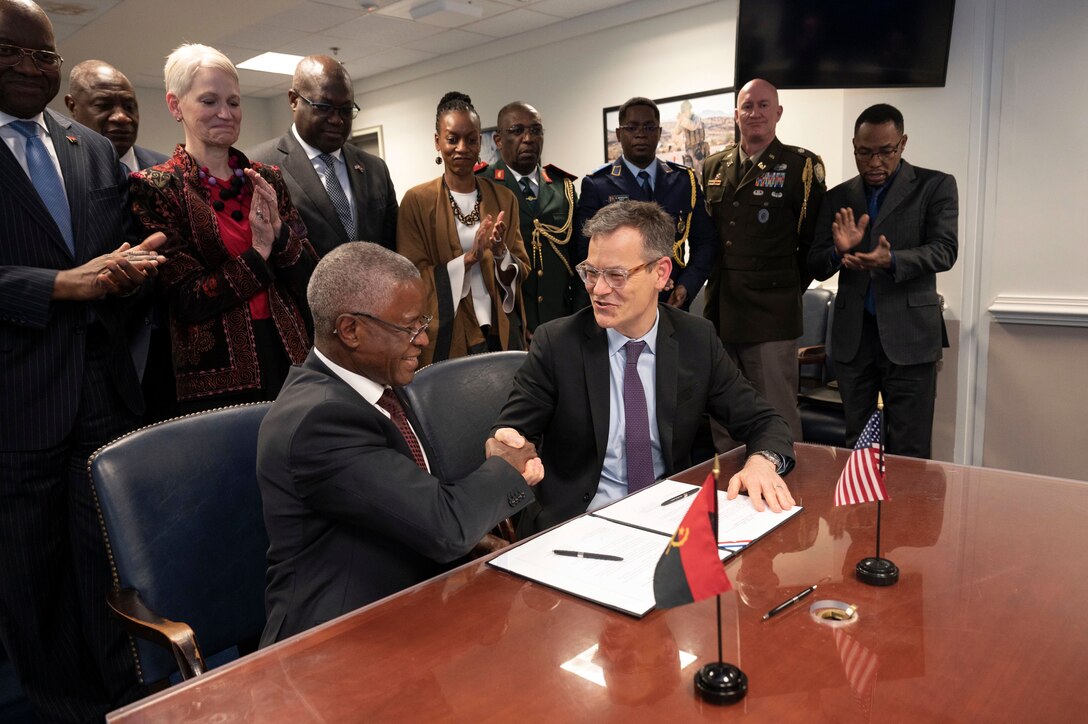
[445,180,481,226]
[199,154,251,222]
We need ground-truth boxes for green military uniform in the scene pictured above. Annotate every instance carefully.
[701,137,826,343]
[478,159,578,332]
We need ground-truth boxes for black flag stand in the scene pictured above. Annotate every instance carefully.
[856,393,899,586]
[694,456,748,704]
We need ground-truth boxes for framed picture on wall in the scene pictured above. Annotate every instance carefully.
[348,125,385,159]
[479,126,499,167]
[602,88,735,179]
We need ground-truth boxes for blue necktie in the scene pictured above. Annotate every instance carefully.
[864,189,881,315]
[637,170,654,201]
[623,340,655,493]
[12,120,74,255]
[319,152,356,240]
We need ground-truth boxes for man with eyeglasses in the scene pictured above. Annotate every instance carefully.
[257,242,541,645]
[0,0,166,719]
[574,96,714,311]
[476,101,577,333]
[809,103,958,458]
[250,55,398,255]
[495,201,794,535]
[701,78,826,451]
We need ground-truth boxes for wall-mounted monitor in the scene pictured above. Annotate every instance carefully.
[735,0,956,89]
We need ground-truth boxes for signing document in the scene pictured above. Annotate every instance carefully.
[490,480,803,616]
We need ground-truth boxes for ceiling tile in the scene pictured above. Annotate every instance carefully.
[325,14,444,44]
[530,0,631,19]
[274,34,394,63]
[461,8,559,37]
[262,1,364,33]
[402,29,490,55]
[216,24,310,52]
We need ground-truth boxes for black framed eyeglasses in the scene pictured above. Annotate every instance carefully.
[0,43,63,70]
[292,90,360,120]
[347,312,432,343]
[575,261,655,290]
[853,137,905,161]
[618,123,660,135]
[504,124,544,138]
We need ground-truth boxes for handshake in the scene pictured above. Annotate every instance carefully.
[485,427,544,485]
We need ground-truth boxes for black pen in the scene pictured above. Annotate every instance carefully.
[553,549,623,561]
[762,584,818,620]
[660,488,699,506]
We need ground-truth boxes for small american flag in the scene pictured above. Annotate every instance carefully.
[834,410,889,506]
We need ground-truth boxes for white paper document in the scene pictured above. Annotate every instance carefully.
[593,479,803,547]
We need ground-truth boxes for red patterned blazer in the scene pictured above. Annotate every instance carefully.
[130,145,317,403]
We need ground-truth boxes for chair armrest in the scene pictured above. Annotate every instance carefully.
[107,588,206,680]
[797,344,827,366]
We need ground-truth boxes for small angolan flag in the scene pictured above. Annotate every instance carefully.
[834,409,890,506]
[653,472,732,608]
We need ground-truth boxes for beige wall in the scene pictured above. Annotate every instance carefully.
[982,322,1085,481]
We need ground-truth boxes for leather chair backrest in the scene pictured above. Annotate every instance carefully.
[402,351,527,481]
[823,294,837,382]
[800,288,833,382]
[88,402,272,683]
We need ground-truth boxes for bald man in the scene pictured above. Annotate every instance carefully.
[64,59,167,172]
[249,55,398,255]
[700,78,826,449]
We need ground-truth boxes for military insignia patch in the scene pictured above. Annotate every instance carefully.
[607,195,630,203]
[494,169,505,181]
[752,189,764,196]
[708,176,723,186]
[754,172,786,189]
[815,162,825,183]
[771,191,783,198]
[611,164,622,176]
[758,209,770,224]
[774,163,787,171]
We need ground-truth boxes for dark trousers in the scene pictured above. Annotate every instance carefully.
[0,332,143,722]
[836,312,938,459]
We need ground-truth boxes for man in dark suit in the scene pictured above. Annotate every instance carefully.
[64,59,167,172]
[809,104,958,458]
[64,58,175,421]
[495,201,795,534]
[574,97,715,310]
[0,1,165,719]
[257,242,540,645]
[477,101,577,334]
[249,55,398,255]
[702,79,826,445]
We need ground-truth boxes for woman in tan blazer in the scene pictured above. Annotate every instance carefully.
[397,92,529,365]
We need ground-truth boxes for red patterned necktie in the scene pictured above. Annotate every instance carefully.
[377,389,427,471]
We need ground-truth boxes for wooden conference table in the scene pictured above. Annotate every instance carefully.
[109,444,1088,722]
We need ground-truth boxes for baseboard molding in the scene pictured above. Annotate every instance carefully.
[988,296,1088,327]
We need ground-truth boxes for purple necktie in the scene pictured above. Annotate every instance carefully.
[623,340,655,492]
[377,389,427,472]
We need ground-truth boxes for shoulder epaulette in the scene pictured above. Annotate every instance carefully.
[542,163,577,183]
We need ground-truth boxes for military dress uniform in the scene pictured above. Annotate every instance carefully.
[574,158,715,310]
[701,137,826,440]
[477,159,577,332]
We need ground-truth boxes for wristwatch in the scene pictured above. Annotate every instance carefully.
[749,450,783,473]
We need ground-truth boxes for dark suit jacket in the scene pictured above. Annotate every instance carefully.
[249,132,398,255]
[132,145,168,172]
[0,109,142,450]
[257,351,534,645]
[809,161,958,366]
[494,305,794,533]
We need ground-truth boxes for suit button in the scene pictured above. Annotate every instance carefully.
[725,240,733,247]
[732,201,740,207]
[728,221,736,227]
[537,295,544,302]
[537,270,544,277]
[582,493,592,502]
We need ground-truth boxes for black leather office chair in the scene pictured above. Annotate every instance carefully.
[798,294,847,446]
[798,287,833,390]
[87,402,271,684]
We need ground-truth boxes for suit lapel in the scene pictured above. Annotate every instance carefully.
[583,317,611,463]
[282,133,348,244]
[342,144,369,235]
[0,134,61,247]
[725,144,742,190]
[873,160,915,230]
[43,111,79,260]
[654,310,678,467]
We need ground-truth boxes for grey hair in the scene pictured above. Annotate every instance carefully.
[582,200,674,261]
[164,44,237,98]
[308,242,420,335]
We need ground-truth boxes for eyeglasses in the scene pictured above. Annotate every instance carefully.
[575,261,655,290]
[504,124,544,138]
[347,312,432,343]
[292,91,360,120]
[854,137,904,161]
[0,43,63,71]
[618,123,660,135]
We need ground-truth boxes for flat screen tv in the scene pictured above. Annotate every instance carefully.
[735,0,956,89]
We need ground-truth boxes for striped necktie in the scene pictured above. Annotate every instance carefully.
[318,152,356,240]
